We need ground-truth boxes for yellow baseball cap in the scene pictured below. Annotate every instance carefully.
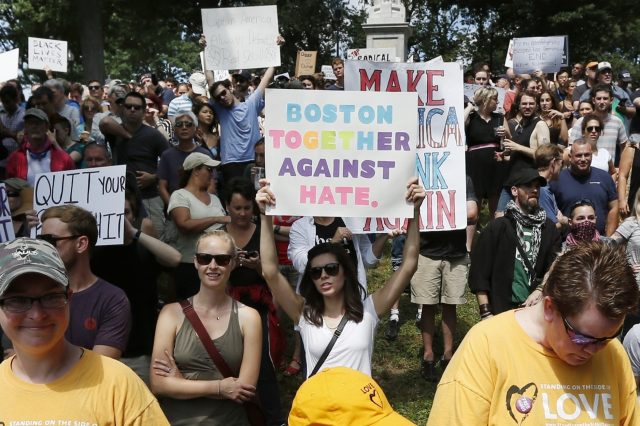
[288,367,416,425]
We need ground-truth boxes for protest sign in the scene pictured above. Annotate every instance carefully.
[264,89,417,218]
[512,36,568,74]
[0,184,15,243]
[0,48,19,82]
[321,65,336,81]
[347,48,396,62]
[28,37,67,73]
[295,51,317,76]
[201,6,280,70]
[464,83,506,114]
[345,60,467,232]
[31,166,126,245]
[504,39,514,68]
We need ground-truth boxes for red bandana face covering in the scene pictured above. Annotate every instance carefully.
[570,220,597,241]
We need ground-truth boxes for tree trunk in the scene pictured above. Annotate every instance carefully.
[73,0,105,83]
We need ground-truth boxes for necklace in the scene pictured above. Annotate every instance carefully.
[323,313,345,329]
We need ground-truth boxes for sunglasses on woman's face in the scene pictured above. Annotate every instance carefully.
[309,262,340,280]
[194,253,233,266]
[175,121,194,128]
[561,314,622,345]
[586,126,601,132]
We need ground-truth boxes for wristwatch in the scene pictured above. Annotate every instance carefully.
[274,225,281,235]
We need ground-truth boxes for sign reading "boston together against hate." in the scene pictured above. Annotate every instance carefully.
[264,89,417,219]
[345,60,467,232]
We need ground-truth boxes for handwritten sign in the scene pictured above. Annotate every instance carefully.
[512,36,568,74]
[0,49,19,83]
[295,51,317,76]
[264,89,417,218]
[464,84,506,115]
[345,60,467,232]
[28,37,67,73]
[31,166,126,245]
[0,184,15,243]
[347,48,396,62]
[201,6,280,70]
[321,65,336,81]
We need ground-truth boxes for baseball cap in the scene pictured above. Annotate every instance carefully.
[586,61,599,70]
[597,61,612,73]
[232,70,252,81]
[108,83,128,103]
[0,238,68,297]
[506,167,547,187]
[288,367,415,426]
[619,70,632,82]
[24,108,49,124]
[183,152,220,170]
[189,72,208,96]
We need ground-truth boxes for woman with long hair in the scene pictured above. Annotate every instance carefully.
[193,101,220,161]
[79,96,101,143]
[539,90,568,146]
[150,230,262,425]
[257,178,425,377]
[579,113,614,174]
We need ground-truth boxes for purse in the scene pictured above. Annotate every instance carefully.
[179,299,266,426]
[308,314,349,378]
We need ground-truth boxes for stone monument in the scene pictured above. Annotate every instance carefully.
[362,0,411,61]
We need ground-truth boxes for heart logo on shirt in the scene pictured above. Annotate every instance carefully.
[369,389,383,409]
[506,382,538,424]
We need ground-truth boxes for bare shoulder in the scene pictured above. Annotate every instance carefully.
[158,302,185,324]
[236,302,261,326]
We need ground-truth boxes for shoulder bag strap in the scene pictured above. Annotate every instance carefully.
[309,314,349,378]
[179,299,234,378]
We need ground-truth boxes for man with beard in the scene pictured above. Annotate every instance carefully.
[551,139,618,236]
[470,168,561,317]
[569,84,629,163]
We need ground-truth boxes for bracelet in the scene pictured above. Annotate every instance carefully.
[274,225,281,235]
[535,283,544,292]
[480,311,492,319]
[133,229,142,241]
[478,303,491,316]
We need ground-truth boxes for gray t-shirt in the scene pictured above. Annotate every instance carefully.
[615,217,640,270]
[623,323,640,401]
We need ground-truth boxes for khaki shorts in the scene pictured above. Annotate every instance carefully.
[411,255,468,305]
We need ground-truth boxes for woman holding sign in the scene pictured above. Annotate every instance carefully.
[256,178,425,378]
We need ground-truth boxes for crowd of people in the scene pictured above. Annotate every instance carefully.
[1,32,640,424]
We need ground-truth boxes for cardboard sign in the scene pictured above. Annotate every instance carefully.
[28,37,67,73]
[31,166,127,245]
[347,48,396,62]
[464,84,507,115]
[345,60,467,232]
[201,6,280,70]
[0,49,19,83]
[0,184,15,243]
[295,51,317,76]
[512,36,568,74]
[264,89,417,218]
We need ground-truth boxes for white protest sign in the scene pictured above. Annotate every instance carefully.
[504,39,514,68]
[0,184,15,243]
[321,65,336,81]
[0,49,19,83]
[31,166,127,245]
[201,6,280,70]
[347,48,396,62]
[345,60,467,232]
[464,84,506,114]
[28,37,68,73]
[426,56,444,64]
[264,89,417,218]
[512,36,568,74]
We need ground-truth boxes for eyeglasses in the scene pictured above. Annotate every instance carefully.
[88,85,101,90]
[561,313,622,345]
[0,292,68,313]
[195,253,233,267]
[123,103,143,111]
[309,262,340,280]
[175,121,194,128]
[586,126,601,132]
[36,234,80,246]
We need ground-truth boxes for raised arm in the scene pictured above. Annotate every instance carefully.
[257,183,304,323]
[256,35,285,95]
[372,178,425,316]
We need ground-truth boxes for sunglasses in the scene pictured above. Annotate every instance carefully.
[175,121,194,128]
[0,292,69,313]
[36,234,80,246]
[586,126,601,132]
[194,253,233,267]
[88,85,101,90]
[562,314,622,345]
[309,262,340,280]
[123,103,143,111]
[215,89,229,100]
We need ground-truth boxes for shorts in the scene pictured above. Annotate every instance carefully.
[411,255,468,305]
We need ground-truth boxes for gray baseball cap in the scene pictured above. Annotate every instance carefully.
[0,238,68,297]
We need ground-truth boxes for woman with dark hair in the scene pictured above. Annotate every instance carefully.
[257,178,425,377]
[298,75,316,90]
[79,96,101,143]
[193,101,220,160]
[144,95,173,142]
[168,152,228,299]
[539,89,568,146]
[579,113,614,174]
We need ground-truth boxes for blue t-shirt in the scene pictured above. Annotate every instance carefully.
[550,168,617,233]
[211,88,265,165]
[539,185,559,224]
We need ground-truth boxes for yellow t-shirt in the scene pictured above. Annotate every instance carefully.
[427,310,639,426]
[0,349,169,425]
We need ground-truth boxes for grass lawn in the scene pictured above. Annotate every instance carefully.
[275,245,481,424]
